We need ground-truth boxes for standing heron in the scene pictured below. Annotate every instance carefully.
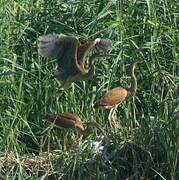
[93,62,139,132]
[38,34,111,89]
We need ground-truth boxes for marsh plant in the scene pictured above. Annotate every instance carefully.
[0,0,178,179]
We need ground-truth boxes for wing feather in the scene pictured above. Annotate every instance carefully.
[38,34,66,59]
[94,87,128,108]
[38,34,81,78]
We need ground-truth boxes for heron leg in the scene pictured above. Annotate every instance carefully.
[112,105,122,132]
[111,107,117,132]
[108,108,114,132]
[47,132,51,154]
[62,132,67,151]
[110,105,119,133]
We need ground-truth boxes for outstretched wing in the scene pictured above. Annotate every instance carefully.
[38,34,67,59]
[38,34,81,77]
[56,36,80,76]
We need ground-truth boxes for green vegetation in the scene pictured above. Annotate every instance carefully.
[0,0,178,179]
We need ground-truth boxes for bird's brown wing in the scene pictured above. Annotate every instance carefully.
[38,34,67,59]
[60,112,84,130]
[38,34,82,77]
[94,87,128,108]
[54,118,75,129]
[45,112,84,130]
[57,36,81,77]
[44,113,75,129]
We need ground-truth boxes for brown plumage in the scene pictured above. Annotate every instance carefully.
[93,87,129,109]
[38,34,111,89]
[93,62,139,131]
[45,112,105,137]
[94,62,138,109]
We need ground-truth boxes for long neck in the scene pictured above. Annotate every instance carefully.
[80,54,112,80]
[77,42,95,64]
[81,126,93,137]
[82,122,105,137]
[45,113,57,122]
[79,54,97,80]
[83,63,96,80]
[129,62,137,96]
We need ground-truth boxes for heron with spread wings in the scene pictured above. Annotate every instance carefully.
[38,34,111,89]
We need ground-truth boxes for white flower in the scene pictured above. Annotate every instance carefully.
[91,140,104,154]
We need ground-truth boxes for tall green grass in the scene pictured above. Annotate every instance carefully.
[0,0,178,179]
